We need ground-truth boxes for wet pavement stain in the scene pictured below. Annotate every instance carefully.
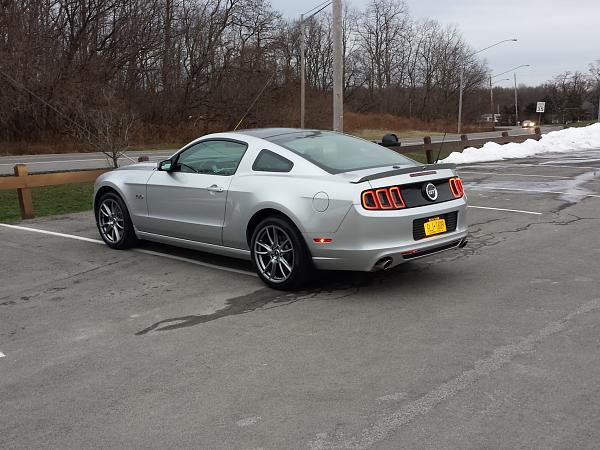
[134,268,433,335]
[135,287,306,335]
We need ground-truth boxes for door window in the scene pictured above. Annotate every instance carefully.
[176,140,248,175]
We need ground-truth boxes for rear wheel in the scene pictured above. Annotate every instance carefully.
[251,216,313,290]
[96,192,137,249]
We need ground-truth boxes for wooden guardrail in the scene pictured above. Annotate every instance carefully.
[0,165,110,219]
[379,127,542,163]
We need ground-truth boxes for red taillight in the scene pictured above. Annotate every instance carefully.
[361,186,406,210]
[449,177,464,198]
[375,189,394,209]
[362,191,379,210]
[388,186,406,208]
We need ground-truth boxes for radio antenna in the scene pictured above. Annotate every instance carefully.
[434,132,448,164]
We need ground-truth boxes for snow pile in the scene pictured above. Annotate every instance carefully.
[440,123,600,164]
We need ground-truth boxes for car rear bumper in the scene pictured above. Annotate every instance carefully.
[304,198,468,271]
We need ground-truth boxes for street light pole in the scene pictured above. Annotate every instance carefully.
[332,0,343,132]
[457,38,517,134]
[489,64,530,128]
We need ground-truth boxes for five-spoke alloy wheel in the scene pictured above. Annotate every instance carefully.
[96,192,137,249]
[251,216,313,290]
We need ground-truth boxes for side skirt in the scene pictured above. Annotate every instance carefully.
[136,230,251,261]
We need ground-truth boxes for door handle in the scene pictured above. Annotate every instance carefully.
[207,184,224,192]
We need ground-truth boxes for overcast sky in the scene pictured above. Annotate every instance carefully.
[271,0,599,86]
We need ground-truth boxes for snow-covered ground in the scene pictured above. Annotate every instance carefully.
[441,123,600,164]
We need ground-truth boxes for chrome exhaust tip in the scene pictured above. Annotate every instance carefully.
[459,239,468,248]
[374,257,393,271]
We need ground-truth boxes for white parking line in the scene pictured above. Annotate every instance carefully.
[461,171,571,179]
[468,205,542,215]
[470,186,600,198]
[133,248,256,277]
[0,223,256,277]
[0,223,104,243]
[461,163,600,170]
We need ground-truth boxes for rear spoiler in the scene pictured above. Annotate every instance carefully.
[351,163,457,184]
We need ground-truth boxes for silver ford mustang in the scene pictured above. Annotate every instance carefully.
[94,129,468,289]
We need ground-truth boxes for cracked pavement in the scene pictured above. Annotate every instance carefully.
[1,149,600,449]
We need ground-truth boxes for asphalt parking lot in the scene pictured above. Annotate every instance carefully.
[1,149,600,449]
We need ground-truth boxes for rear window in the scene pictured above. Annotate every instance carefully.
[252,150,293,172]
[268,131,416,174]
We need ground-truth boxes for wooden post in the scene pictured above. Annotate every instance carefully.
[14,164,34,219]
[460,134,469,149]
[424,136,433,164]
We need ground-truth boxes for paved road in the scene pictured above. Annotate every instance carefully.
[0,126,560,175]
[1,146,599,448]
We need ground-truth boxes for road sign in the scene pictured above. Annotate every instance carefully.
[536,102,546,113]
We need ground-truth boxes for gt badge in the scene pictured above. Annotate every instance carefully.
[423,183,438,201]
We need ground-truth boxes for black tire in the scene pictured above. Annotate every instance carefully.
[250,216,313,290]
[95,191,138,249]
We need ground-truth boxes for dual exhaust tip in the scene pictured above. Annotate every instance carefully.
[373,239,468,271]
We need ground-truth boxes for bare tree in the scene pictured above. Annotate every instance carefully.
[74,94,137,168]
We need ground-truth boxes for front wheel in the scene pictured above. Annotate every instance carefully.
[251,216,313,290]
[96,192,138,249]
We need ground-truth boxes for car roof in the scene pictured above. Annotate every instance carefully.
[233,128,322,139]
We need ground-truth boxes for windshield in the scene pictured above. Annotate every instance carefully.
[267,131,417,174]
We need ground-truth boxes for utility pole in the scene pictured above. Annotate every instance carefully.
[457,69,464,133]
[300,14,305,129]
[514,72,519,126]
[332,0,343,132]
[490,64,530,129]
[489,75,495,131]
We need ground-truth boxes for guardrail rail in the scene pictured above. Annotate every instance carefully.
[377,127,542,163]
[0,165,110,219]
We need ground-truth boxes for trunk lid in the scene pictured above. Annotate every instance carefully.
[340,163,459,208]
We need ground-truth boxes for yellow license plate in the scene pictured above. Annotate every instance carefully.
[424,217,447,236]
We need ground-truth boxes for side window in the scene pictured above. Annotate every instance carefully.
[176,140,247,176]
[252,150,294,173]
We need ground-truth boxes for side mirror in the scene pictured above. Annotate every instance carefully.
[158,160,173,171]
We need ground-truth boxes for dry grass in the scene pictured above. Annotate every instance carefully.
[345,112,489,139]
[352,129,444,140]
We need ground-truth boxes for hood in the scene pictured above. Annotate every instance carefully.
[115,162,157,171]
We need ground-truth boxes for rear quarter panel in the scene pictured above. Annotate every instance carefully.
[223,173,357,249]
